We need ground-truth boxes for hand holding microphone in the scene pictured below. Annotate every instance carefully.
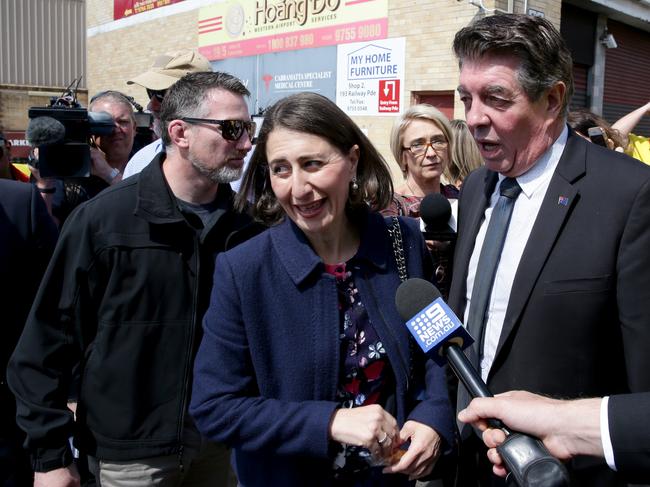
[458,391,605,479]
[395,278,570,487]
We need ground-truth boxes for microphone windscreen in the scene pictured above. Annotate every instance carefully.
[420,193,451,230]
[395,278,441,321]
[396,278,473,364]
[26,117,66,147]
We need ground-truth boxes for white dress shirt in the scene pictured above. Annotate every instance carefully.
[464,126,568,381]
[601,396,617,470]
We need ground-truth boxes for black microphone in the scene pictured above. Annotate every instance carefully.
[396,278,570,487]
[419,193,456,241]
[26,116,66,147]
[419,193,457,301]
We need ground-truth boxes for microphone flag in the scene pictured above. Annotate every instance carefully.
[404,297,473,366]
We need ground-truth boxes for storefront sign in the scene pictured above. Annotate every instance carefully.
[4,131,30,161]
[199,0,387,60]
[114,0,184,20]
[212,46,337,112]
[336,37,405,116]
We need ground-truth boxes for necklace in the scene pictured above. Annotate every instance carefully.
[405,179,420,197]
[405,179,441,197]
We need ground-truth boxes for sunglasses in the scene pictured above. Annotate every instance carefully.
[146,88,167,102]
[181,117,256,142]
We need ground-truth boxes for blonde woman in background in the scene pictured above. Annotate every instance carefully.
[382,105,459,218]
[445,119,483,189]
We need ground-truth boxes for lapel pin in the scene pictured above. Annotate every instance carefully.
[558,196,569,206]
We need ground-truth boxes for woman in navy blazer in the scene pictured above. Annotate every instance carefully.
[190,93,454,486]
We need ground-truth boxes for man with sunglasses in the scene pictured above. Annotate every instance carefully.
[8,71,261,487]
[123,49,212,179]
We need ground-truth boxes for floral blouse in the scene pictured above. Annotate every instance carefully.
[326,262,394,479]
[380,184,460,218]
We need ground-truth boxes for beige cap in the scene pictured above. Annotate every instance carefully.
[127,50,212,90]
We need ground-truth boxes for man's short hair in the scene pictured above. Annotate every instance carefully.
[159,72,250,148]
[453,14,574,116]
[89,90,136,122]
[127,50,212,91]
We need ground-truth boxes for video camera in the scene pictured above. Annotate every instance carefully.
[27,79,115,178]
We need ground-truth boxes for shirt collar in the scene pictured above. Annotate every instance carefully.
[270,211,388,286]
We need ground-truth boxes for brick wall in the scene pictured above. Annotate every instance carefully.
[86,0,199,109]
[85,0,563,180]
[0,85,88,132]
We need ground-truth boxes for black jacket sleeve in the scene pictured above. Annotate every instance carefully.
[609,393,650,483]
[7,204,94,471]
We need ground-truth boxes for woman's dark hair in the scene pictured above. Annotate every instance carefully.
[568,108,624,149]
[236,92,393,225]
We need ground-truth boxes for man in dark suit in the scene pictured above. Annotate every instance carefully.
[1,180,58,486]
[458,391,650,484]
[448,14,650,486]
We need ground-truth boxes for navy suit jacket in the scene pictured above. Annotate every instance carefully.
[449,129,650,481]
[191,212,454,486]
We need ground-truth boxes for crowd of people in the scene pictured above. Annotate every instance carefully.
[1,12,650,487]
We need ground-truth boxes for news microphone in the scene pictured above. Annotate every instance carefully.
[395,277,490,400]
[396,278,570,487]
[419,193,456,241]
[418,193,457,300]
[26,116,66,147]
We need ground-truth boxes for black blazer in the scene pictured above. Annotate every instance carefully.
[0,180,57,432]
[450,129,650,412]
[449,130,650,484]
[609,393,650,482]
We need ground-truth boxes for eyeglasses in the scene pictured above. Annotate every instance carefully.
[146,88,167,102]
[403,139,448,156]
[181,117,256,142]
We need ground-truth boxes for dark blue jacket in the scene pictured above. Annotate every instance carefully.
[191,211,454,486]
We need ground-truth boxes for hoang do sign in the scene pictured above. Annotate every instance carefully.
[198,0,388,60]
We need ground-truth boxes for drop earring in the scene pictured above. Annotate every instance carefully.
[351,176,359,192]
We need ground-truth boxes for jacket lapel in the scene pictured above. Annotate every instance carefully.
[449,169,498,316]
[494,131,587,361]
